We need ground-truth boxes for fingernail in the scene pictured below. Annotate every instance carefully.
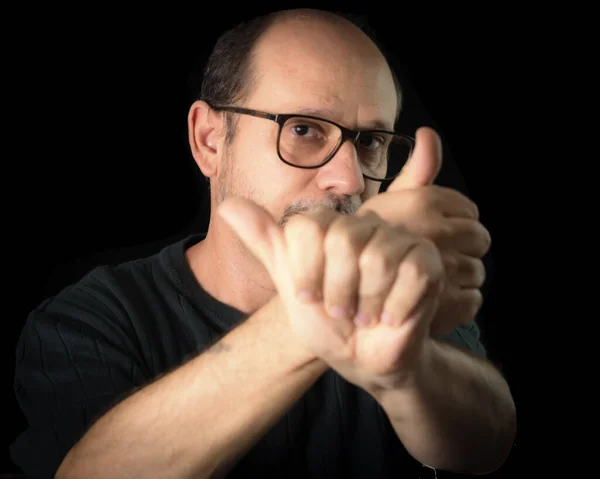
[354,313,370,327]
[381,312,394,325]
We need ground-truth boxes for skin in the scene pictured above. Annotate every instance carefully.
[55,9,515,478]
[186,10,395,315]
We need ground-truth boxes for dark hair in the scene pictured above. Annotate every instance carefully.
[196,9,403,146]
[198,13,279,144]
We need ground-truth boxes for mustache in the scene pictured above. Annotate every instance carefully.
[278,195,360,226]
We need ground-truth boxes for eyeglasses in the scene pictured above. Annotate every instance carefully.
[209,105,414,182]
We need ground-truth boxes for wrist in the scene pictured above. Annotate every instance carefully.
[267,295,326,371]
[366,337,435,401]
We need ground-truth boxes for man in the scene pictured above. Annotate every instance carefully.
[11,8,516,478]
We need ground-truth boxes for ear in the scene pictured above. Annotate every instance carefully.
[187,100,226,178]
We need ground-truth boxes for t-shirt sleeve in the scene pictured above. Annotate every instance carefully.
[436,319,487,358]
[10,269,150,479]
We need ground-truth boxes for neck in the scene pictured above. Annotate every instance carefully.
[185,212,277,315]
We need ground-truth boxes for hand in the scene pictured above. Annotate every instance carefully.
[217,199,445,392]
[358,127,491,335]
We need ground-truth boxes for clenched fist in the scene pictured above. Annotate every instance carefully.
[359,127,491,335]
[218,199,445,392]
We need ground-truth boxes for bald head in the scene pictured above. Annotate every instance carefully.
[249,9,400,128]
[199,9,402,135]
[262,8,387,62]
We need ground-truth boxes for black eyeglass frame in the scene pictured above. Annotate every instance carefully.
[209,104,414,182]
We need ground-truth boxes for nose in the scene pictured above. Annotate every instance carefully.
[315,140,365,196]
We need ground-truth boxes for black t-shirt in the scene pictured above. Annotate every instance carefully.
[11,234,487,478]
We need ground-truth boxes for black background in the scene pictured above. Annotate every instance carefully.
[4,3,532,476]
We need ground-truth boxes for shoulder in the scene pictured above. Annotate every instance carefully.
[37,236,192,331]
[19,234,215,372]
[37,232,206,324]
[41,256,156,324]
[17,258,156,373]
[21,238,182,350]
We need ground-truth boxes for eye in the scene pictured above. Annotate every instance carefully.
[358,134,386,150]
[293,125,310,136]
[289,123,323,138]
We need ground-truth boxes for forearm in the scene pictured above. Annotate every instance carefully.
[371,338,516,475]
[56,295,328,479]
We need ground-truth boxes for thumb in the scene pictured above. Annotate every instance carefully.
[217,197,284,277]
[387,126,443,191]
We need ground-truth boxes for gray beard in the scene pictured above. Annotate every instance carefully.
[278,194,361,227]
[214,154,361,227]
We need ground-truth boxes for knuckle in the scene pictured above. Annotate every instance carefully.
[482,227,492,252]
[325,219,359,253]
[458,290,483,324]
[420,237,443,262]
[454,191,479,219]
[457,191,479,219]
[443,253,459,274]
[408,217,433,238]
[401,257,422,281]
[404,241,444,286]
[430,221,452,241]
[469,290,484,317]
[470,222,491,256]
[476,232,492,257]
[470,200,480,220]
[325,228,352,253]
[284,215,323,242]
[475,259,486,285]
[405,189,435,216]
[359,248,393,275]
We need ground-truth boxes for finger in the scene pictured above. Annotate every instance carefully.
[284,210,339,303]
[355,185,478,228]
[444,254,486,288]
[434,218,491,257]
[430,288,483,335]
[354,226,419,327]
[217,197,284,278]
[427,186,480,220]
[387,127,443,191]
[380,240,444,328]
[322,212,382,320]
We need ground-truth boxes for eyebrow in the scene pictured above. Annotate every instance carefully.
[293,107,394,132]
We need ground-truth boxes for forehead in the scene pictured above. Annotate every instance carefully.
[249,18,398,129]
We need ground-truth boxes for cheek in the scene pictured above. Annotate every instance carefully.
[230,127,322,212]
[239,130,310,191]
[236,127,280,177]
[257,164,318,220]
[258,168,308,211]
[226,139,288,206]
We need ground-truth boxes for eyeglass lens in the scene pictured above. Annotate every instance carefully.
[279,117,412,180]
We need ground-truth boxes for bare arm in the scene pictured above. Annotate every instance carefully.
[56,295,328,479]
[370,338,517,475]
